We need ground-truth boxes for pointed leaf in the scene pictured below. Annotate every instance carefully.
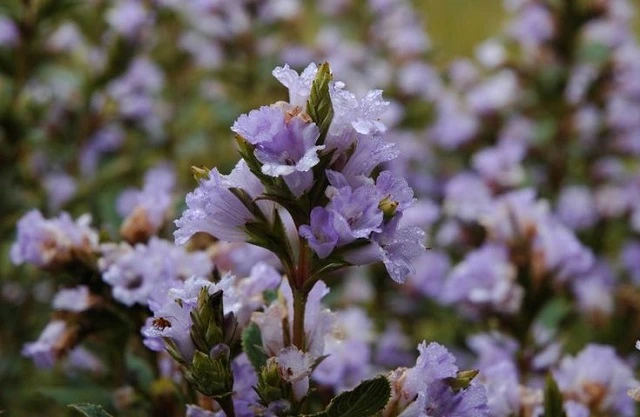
[543,373,567,417]
[242,323,268,372]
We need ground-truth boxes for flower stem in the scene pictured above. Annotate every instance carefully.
[292,239,310,350]
[292,288,307,350]
[217,395,236,417]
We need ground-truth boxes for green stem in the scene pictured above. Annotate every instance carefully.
[217,395,236,417]
[292,239,310,350]
[292,288,307,351]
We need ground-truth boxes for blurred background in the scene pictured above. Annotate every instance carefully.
[2,0,640,415]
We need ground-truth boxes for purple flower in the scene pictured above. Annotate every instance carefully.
[325,181,384,246]
[106,57,164,121]
[230,353,261,417]
[375,321,414,368]
[372,217,426,283]
[232,105,323,196]
[106,0,150,38]
[388,342,489,417]
[467,332,519,371]
[100,237,212,307]
[117,163,175,235]
[337,136,399,181]
[0,16,19,48]
[22,321,68,368]
[553,344,639,417]
[442,245,523,315]
[533,219,595,284]
[52,286,93,312]
[175,160,273,244]
[327,86,389,151]
[11,210,98,269]
[407,250,451,298]
[272,63,318,107]
[508,3,554,49]
[80,124,125,176]
[472,140,526,187]
[571,261,615,317]
[274,347,313,401]
[143,274,237,361]
[466,70,519,114]
[43,172,77,212]
[185,405,217,417]
[428,95,479,149]
[404,342,458,396]
[64,347,105,375]
[443,173,492,223]
[405,380,489,417]
[313,307,373,392]
[477,360,520,417]
[621,240,640,284]
[556,186,599,231]
[375,171,415,212]
[299,207,339,259]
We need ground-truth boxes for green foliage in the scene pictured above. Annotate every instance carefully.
[190,289,226,353]
[445,369,480,392]
[68,403,114,417]
[255,360,292,407]
[184,350,234,399]
[542,373,567,417]
[306,62,334,145]
[242,322,268,373]
[308,376,391,417]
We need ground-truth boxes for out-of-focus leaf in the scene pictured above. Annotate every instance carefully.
[536,298,572,331]
[125,353,155,390]
[542,373,567,417]
[38,386,112,407]
[68,403,114,417]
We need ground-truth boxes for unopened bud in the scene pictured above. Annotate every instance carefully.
[191,165,210,182]
[446,369,479,392]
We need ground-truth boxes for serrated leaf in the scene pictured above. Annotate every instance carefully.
[542,373,567,417]
[312,376,391,417]
[242,323,268,372]
[306,62,334,145]
[68,403,114,417]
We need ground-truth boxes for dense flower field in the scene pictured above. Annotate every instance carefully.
[3,1,640,416]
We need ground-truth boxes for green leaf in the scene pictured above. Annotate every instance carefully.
[306,62,334,145]
[311,376,391,417]
[38,386,113,407]
[578,43,610,65]
[68,403,114,417]
[242,323,268,373]
[542,373,567,417]
[125,353,155,390]
[536,298,571,332]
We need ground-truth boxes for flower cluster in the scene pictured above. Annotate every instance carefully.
[6,0,640,416]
